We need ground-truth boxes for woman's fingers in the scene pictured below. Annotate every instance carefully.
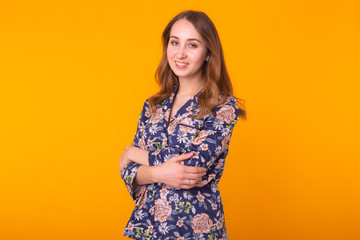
[169,152,194,162]
[160,153,207,189]
[170,173,208,189]
[184,170,206,179]
[188,165,206,172]
[180,169,207,188]
[165,171,206,189]
[178,178,204,189]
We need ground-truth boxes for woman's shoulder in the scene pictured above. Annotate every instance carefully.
[214,94,239,111]
[137,98,151,115]
[143,95,166,108]
[210,94,240,121]
[141,97,153,108]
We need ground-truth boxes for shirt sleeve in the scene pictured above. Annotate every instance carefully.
[120,99,150,201]
[120,162,142,201]
[147,96,240,169]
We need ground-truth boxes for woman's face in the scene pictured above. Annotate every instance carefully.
[167,19,209,82]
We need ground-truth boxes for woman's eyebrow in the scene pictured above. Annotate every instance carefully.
[170,35,201,43]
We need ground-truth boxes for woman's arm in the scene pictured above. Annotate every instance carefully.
[121,148,207,187]
[119,145,147,172]
[119,146,132,172]
[126,145,149,166]
[119,100,150,200]
[134,152,206,189]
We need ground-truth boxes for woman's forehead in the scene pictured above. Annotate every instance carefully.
[170,19,202,41]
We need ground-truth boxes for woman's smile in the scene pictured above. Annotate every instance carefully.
[175,61,189,68]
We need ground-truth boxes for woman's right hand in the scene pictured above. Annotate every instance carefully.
[119,146,132,173]
[154,152,207,189]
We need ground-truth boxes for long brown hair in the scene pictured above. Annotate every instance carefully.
[148,10,246,119]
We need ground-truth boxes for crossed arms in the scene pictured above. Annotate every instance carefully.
[120,146,206,189]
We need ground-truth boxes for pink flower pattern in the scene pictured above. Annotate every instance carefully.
[154,198,172,222]
[191,213,213,234]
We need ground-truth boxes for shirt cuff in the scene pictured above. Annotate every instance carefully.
[121,162,141,201]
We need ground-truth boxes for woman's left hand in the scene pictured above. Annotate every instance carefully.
[119,146,132,172]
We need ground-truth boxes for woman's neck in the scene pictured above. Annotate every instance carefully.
[177,77,205,97]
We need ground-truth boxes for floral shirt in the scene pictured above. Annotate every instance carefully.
[120,84,240,240]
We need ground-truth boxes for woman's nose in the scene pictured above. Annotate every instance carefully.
[176,45,187,59]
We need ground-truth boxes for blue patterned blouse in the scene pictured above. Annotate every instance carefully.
[120,84,240,240]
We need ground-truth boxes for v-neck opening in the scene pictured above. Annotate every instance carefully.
[166,84,203,130]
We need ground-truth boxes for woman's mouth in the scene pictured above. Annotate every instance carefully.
[175,61,188,69]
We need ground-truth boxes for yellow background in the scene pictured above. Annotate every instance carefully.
[1,0,359,239]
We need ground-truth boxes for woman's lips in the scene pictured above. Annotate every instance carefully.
[175,61,188,69]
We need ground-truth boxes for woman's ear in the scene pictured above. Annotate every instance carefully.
[205,55,210,61]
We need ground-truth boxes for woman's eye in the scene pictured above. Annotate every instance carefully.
[170,41,178,45]
[189,44,197,48]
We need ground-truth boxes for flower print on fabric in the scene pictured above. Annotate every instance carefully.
[121,84,238,240]
[191,213,213,235]
[154,198,172,222]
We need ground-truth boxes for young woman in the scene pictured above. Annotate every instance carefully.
[120,10,246,240]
